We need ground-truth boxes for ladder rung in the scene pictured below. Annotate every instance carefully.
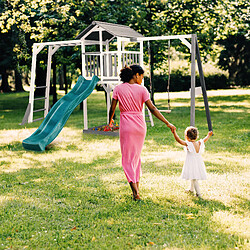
[33,117,44,122]
[146,120,151,123]
[35,86,47,89]
[34,97,47,101]
[33,108,46,113]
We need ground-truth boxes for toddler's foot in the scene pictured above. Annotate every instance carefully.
[185,189,194,195]
[196,193,202,199]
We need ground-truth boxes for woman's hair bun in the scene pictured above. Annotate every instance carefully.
[120,65,134,83]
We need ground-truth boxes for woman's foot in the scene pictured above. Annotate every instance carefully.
[133,194,141,201]
[130,182,139,199]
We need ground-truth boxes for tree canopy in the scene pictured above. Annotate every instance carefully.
[0,0,249,92]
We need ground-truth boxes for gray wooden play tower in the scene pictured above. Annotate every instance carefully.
[22,21,212,131]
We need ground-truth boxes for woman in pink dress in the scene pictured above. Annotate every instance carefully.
[109,65,175,201]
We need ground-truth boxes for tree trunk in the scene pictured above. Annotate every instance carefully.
[14,67,24,92]
[0,69,11,92]
[63,64,68,94]
[59,65,64,90]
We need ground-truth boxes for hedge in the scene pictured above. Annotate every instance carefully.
[144,71,230,92]
[96,71,229,92]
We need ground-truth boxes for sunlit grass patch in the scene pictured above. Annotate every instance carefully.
[212,211,250,238]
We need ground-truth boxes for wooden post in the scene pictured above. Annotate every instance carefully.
[117,38,122,81]
[190,34,196,126]
[99,29,103,81]
[82,41,86,77]
[196,38,213,131]
[139,41,146,119]
[44,45,52,117]
[82,41,88,130]
[106,41,110,77]
[139,41,144,73]
[106,84,111,124]
[28,45,38,123]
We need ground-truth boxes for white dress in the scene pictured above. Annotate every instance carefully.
[181,139,207,180]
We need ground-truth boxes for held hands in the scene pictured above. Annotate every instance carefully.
[208,130,213,137]
[167,123,176,133]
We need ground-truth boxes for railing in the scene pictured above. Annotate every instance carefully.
[85,53,100,77]
[84,51,141,79]
[122,51,140,67]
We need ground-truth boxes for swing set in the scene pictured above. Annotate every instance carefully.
[139,33,212,131]
[22,21,212,132]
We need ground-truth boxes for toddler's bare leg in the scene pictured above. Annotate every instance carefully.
[190,180,195,192]
[193,179,201,197]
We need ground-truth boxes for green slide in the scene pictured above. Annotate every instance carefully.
[22,75,99,151]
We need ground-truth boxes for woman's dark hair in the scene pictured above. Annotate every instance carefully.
[119,65,144,83]
[130,65,144,75]
[119,65,134,83]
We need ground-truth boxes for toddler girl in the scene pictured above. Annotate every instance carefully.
[172,126,213,198]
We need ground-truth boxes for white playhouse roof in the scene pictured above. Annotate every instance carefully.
[76,21,144,41]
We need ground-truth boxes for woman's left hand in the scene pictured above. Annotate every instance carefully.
[109,119,114,127]
[167,123,176,132]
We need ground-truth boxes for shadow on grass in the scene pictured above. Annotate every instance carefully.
[0,141,23,152]
[232,195,250,212]
[193,197,231,212]
[205,161,246,174]
[0,175,244,249]
[0,149,247,249]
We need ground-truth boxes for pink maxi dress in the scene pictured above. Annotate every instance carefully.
[112,82,150,183]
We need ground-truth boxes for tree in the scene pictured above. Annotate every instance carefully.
[0,31,13,92]
[218,34,250,86]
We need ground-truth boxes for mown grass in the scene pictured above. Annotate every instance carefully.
[0,89,249,249]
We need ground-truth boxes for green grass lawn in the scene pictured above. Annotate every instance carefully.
[0,89,249,249]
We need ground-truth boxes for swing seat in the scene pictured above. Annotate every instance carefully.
[158,109,171,113]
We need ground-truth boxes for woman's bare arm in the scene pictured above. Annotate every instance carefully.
[109,98,118,126]
[145,99,175,132]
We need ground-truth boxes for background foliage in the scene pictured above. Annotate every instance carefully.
[0,0,249,93]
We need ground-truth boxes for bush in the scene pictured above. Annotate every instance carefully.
[144,70,229,92]
[204,74,229,90]
[96,71,229,93]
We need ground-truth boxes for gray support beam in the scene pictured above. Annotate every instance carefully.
[195,38,213,131]
[20,103,31,125]
[190,34,196,126]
